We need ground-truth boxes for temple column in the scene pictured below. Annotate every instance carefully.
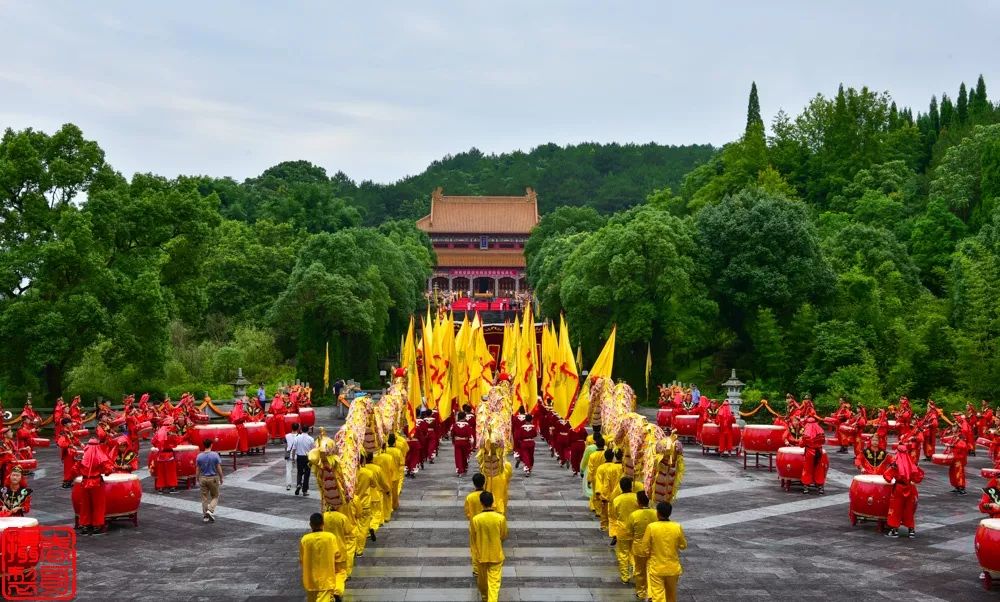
[427,277,432,293]
[515,276,520,294]
[448,276,453,292]
[494,278,498,297]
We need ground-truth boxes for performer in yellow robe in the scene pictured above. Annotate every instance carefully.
[610,476,640,582]
[322,509,352,598]
[300,513,340,602]
[353,460,374,555]
[470,491,508,602]
[373,446,398,523]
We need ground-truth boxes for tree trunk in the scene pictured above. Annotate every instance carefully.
[43,362,64,403]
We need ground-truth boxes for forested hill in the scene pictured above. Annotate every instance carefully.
[209,142,717,227]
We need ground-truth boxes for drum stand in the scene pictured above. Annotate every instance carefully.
[742,449,775,471]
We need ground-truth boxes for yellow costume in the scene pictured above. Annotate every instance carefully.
[594,460,623,531]
[638,520,687,602]
[610,492,640,581]
[321,511,350,596]
[586,451,606,513]
[483,461,512,515]
[299,530,338,602]
[373,450,397,522]
[353,467,373,554]
[465,490,485,521]
[625,507,658,599]
[386,444,404,508]
[470,509,508,602]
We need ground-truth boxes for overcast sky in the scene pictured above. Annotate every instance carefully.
[1,1,997,184]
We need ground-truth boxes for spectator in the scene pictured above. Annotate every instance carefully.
[638,501,687,602]
[300,512,340,602]
[285,423,300,491]
[293,425,315,496]
[196,439,223,523]
[257,383,266,405]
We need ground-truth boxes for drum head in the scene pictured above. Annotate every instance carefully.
[778,446,804,454]
[982,518,1000,531]
[854,474,887,484]
[104,473,139,483]
[0,517,38,531]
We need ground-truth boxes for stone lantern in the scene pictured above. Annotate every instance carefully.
[722,369,746,425]
[231,368,251,402]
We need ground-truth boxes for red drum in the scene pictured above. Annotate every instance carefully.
[193,424,238,453]
[825,437,840,446]
[742,425,785,454]
[979,437,994,449]
[136,421,153,437]
[887,420,898,432]
[656,408,674,428]
[931,453,954,466]
[14,459,36,472]
[0,517,40,575]
[29,437,50,448]
[175,444,199,479]
[72,473,142,527]
[983,468,1000,479]
[838,424,856,438]
[849,474,891,529]
[191,413,210,425]
[74,429,89,437]
[298,408,315,428]
[698,423,742,449]
[283,413,301,431]
[976,518,1000,587]
[672,415,699,438]
[245,422,268,448]
[777,446,804,491]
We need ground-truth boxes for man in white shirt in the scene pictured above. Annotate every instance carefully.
[285,422,300,491]
[293,426,316,496]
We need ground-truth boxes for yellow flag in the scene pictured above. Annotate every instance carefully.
[470,316,492,405]
[520,306,538,412]
[552,314,578,418]
[576,345,583,371]
[568,325,616,429]
[421,315,434,409]
[436,313,455,421]
[645,342,652,402]
[323,340,330,392]
[452,315,470,412]
[541,322,556,405]
[403,317,420,433]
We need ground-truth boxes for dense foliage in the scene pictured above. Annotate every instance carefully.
[0,127,432,403]
[529,76,1000,411]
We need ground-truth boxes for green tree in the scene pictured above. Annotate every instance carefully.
[746,81,763,133]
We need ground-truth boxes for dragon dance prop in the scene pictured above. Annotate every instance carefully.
[475,381,513,477]
[591,377,685,502]
[310,382,409,513]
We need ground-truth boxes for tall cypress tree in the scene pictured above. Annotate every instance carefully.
[972,75,989,119]
[957,82,969,124]
[929,95,940,132]
[746,82,763,133]
[940,93,954,128]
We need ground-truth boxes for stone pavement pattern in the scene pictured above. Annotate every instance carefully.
[22,406,998,601]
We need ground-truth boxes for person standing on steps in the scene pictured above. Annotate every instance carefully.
[293,425,315,496]
[625,490,658,601]
[469,491,507,602]
[465,473,487,576]
[285,422,299,491]
[196,438,224,523]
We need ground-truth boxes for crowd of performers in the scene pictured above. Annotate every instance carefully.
[656,385,1000,541]
[0,385,314,535]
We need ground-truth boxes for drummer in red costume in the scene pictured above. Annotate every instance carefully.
[855,433,888,474]
[229,399,249,455]
[716,402,736,458]
[947,430,969,495]
[57,419,81,488]
[883,442,924,538]
[151,419,180,493]
[514,415,537,476]
[923,400,940,460]
[830,398,853,454]
[113,436,138,473]
[268,393,288,443]
[874,409,890,451]
[0,430,16,484]
[452,412,474,476]
[800,416,829,494]
[75,438,115,535]
[0,467,31,517]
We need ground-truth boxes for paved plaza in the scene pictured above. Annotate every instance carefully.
[24,406,998,601]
